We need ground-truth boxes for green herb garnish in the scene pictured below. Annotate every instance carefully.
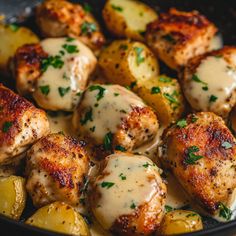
[80,107,93,125]
[103,132,113,151]
[218,202,232,220]
[89,85,106,101]
[41,55,64,72]
[9,23,20,32]
[221,141,232,149]
[192,74,208,91]
[81,22,97,35]
[101,181,115,189]
[162,34,176,44]
[177,119,187,128]
[164,93,179,104]
[111,4,123,12]
[62,44,79,54]
[165,205,173,212]
[151,87,161,94]
[90,126,96,132]
[159,77,172,83]
[58,87,70,97]
[119,44,128,50]
[39,85,50,95]
[66,37,75,42]
[119,173,126,180]
[83,2,92,12]
[185,146,203,165]
[209,95,218,103]
[134,47,145,66]
[130,202,136,209]
[115,145,126,152]
[2,121,13,133]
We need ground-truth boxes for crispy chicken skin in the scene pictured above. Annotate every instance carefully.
[161,112,236,216]
[13,44,48,96]
[182,47,236,118]
[146,8,217,70]
[72,85,159,159]
[25,133,89,208]
[0,84,49,165]
[36,0,105,53]
[90,153,167,235]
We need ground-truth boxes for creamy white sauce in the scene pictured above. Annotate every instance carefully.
[92,153,164,229]
[185,56,236,116]
[33,38,96,111]
[74,85,145,143]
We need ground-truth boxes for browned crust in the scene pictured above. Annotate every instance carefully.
[146,8,217,49]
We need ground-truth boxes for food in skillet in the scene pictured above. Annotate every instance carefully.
[146,8,217,70]
[161,112,236,220]
[13,37,97,111]
[0,0,236,235]
[182,47,236,118]
[36,0,105,53]
[25,133,89,208]
[90,153,167,235]
[73,84,159,158]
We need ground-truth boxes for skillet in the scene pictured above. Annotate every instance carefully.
[0,0,236,235]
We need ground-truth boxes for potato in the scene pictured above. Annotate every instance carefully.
[0,24,39,73]
[134,75,185,126]
[26,201,90,236]
[99,40,159,86]
[0,175,26,220]
[159,210,203,235]
[103,0,158,41]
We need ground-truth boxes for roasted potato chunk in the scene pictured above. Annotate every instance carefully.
[146,8,217,70]
[103,0,158,41]
[0,24,39,73]
[26,201,90,236]
[161,112,236,219]
[182,47,236,118]
[0,84,49,165]
[90,153,167,235]
[159,210,203,235]
[25,133,89,208]
[0,175,26,220]
[134,75,185,126]
[36,0,105,54]
[73,84,159,159]
[99,40,159,87]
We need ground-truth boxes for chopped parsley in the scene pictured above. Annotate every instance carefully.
[159,77,172,83]
[81,22,97,35]
[62,44,79,54]
[101,181,115,189]
[119,44,128,50]
[66,37,75,42]
[80,107,93,125]
[39,85,50,95]
[111,4,123,12]
[90,126,96,132]
[103,132,113,151]
[9,23,20,32]
[143,162,152,168]
[83,2,92,12]
[2,121,13,133]
[191,114,198,123]
[130,202,136,209]
[119,173,126,180]
[164,93,179,104]
[192,74,208,91]
[63,73,69,80]
[185,146,204,165]
[76,92,81,97]
[58,87,70,97]
[41,55,64,72]
[114,93,119,97]
[186,213,198,217]
[134,47,145,66]
[115,145,126,152]
[165,205,173,212]
[89,85,106,101]
[209,95,218,103]
[221,141,232,149]
[130,81,137,89]
[151,87,161,94]
[177,119,187,128]
[218,202,232,220]
[162,34,176,44]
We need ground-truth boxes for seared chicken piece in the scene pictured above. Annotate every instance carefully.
[90,153,167,235]
[146,8,217,70]
[36,0,105,53]
[25,133,89,208]
[72,84,159,159]
[161,112,236,219]
[0,84,49,165]
[182,47,236,118]
[13,38,97,111]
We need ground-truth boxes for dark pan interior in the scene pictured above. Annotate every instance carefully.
[0,0,236,235]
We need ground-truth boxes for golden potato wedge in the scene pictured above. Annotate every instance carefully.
[99,40,159,86]
[0,24,39,73]
[0,175,26,220]
[26,201,90,236]
[103,0,158,41]
[134,75,185,126]
[158,210,203,235]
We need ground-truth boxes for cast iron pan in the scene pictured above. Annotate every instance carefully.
[0,0,236,235]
